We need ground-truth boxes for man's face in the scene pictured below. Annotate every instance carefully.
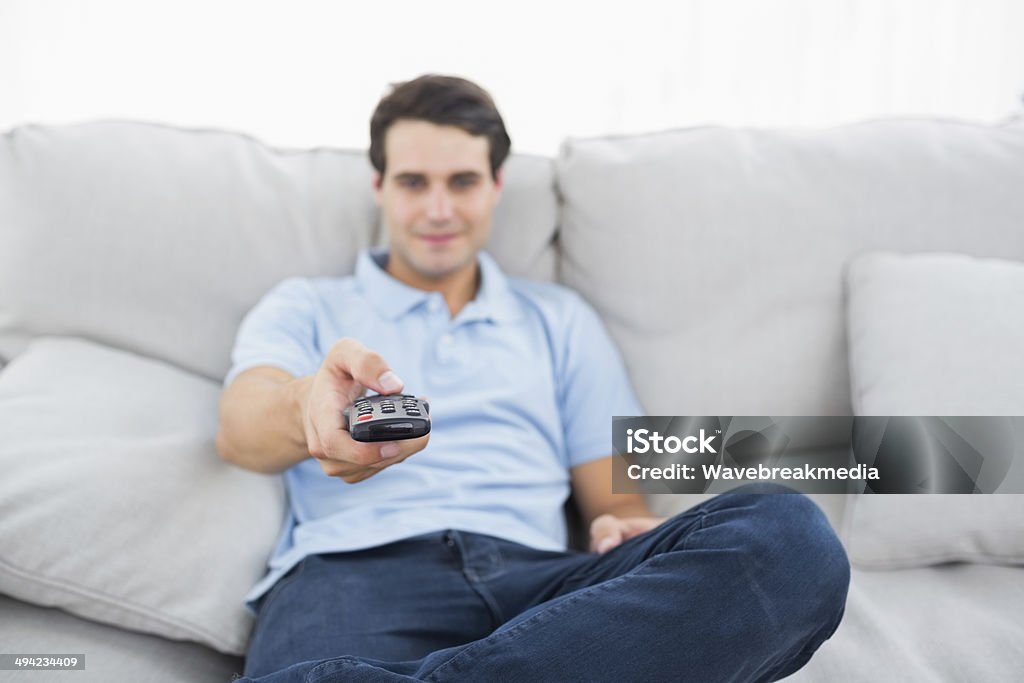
[373,119,502,286]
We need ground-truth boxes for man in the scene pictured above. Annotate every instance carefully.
[217,75,849,683]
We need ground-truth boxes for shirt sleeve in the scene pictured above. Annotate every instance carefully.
[223,277,323,387]
[557,292,645,468]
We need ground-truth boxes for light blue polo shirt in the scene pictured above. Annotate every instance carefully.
[225,248,642,612]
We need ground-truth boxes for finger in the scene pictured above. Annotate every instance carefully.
[621,516,668,540]
[596,535,621,554]
[338,467,379,484]
[589,514,620,552]
[318,454,395,480]
[330,338,404,395]
[366,434,429,468]
[322,427,427,466]
[319,429,430,481]
[367,450,411,470]
[332,430,397,466]
[320,449,407,482]
[594,528,624,554]
[318,458,363,478]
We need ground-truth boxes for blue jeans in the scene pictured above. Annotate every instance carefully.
[236,484,850,682]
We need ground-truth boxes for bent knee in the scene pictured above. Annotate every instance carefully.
[746,490,850,624]
[708,487,850,612]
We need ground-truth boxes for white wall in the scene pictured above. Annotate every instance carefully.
[2,0,1023,155]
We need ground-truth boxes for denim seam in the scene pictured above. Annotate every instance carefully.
[681,510,709,552]
[461,567,506,630]
[304,655,370,682]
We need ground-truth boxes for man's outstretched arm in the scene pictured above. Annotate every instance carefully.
[215,366,314,473]
[216,338,428,482]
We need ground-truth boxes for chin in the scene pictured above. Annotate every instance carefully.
[417,262,465,281]
[413,253,473,280]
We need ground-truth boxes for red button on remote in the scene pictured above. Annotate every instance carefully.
[357,414,374,422]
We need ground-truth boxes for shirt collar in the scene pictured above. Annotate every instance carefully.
[355,247,521,324]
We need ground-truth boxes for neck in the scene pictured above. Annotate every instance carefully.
[386,256,480,318]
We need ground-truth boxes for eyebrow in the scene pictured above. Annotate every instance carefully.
[391,170,484,182]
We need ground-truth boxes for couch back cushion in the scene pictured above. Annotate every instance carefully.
[843,252,1024,568]
[556,120,1024,424]
[0,122,557,381]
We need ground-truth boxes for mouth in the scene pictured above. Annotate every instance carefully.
[416,233,460,245]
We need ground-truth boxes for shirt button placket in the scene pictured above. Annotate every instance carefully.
[436,331,456,363]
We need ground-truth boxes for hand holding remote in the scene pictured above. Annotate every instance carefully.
[344,394,431,442]
[300,338,429,483]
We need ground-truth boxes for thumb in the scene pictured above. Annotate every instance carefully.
[590,514,624,554]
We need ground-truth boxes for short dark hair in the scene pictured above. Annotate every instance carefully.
[369,74,511,180]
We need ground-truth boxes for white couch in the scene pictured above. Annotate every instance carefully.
[1,119,1023,682]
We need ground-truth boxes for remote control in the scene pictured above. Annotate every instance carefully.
[343,394,431,443]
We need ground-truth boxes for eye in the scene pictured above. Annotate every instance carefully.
[451,175,479,190]
[398,176,425,189]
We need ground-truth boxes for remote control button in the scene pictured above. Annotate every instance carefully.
[357,414,374,422]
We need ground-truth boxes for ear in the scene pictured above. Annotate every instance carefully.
[372,172,383,205]
[492,168,504,204]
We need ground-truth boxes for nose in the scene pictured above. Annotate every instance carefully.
[425,187,454,223]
